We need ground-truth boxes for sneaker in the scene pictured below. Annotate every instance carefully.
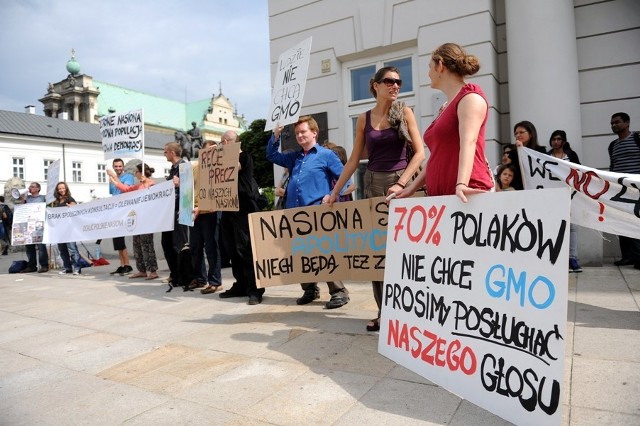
[247,293,263,305]
[58,269,72,275]
[326,294,350,309]
[569,258,582,273]
[119,265,133,276]
[38,267,49,273]
[110,266,124,275]
[73,269,80,275]
[296,289,320,305]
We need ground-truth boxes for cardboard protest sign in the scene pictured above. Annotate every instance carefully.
[11,203,46,246]
[178,162,194,226]
[379,189,570,426]
[44,180,175,244]
[99,108,144,160]
[248,197,389,287]
[45,159,61,204]
[520,146,640,239]
[197,143,240,212]
[265,37,313,131]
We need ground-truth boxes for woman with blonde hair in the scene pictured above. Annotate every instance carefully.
[399,42,494,201]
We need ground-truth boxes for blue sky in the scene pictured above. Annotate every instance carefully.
[0,0,272,124]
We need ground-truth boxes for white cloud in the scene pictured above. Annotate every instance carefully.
[0,0,272,124]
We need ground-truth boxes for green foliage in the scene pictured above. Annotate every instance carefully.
[240,119,274,188]
[261,186,275,210]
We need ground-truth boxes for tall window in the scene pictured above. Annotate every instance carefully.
[43,159,54,181]
[97,164,106,183]
[12,157,25,179]
[72,161,82,182]
[349,56,413,103]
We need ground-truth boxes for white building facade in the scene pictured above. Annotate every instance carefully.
[267,0,640,264]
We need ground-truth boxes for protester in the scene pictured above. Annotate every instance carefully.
[268,116,352,310]
[108,163,159,280]
[495,164,516,192]
[51,182,82,275]
[608,112,640,270]
[493,143,515,178]
[162,142,190,286]
[546,130,583,273]
[508,120,546,190]
[217,131,265,304]
[0,196,12,255]
[397,42,494,195]
[188,140,223,295]
[109,158,134,275]
[21,182,49,273]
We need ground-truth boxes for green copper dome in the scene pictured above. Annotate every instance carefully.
[66,49,80,75]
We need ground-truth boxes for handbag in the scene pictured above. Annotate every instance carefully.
[388,100,423,184]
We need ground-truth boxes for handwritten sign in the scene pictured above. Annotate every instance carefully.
[248,197,389,287]
[11,203,47,246]
[379,189,570,425]
[178,162,194,226]
[196,143,240,212]
[99,108,144,160]
[520,147,640,239]
[265,37,313,131]
[45,159,61,204]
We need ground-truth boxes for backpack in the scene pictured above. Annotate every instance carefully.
[9,260,28,274]
[608,131,640,169]
[1,204,12,226]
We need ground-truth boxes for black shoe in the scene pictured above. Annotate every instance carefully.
[21,267,37,273]
[38,267,49,273]
[110,266,124,275]
[119,265,133,276]
[296,290,320,305]
[219,285,246,298]
[326,294,350,309]
[614,258,634,266]
[247,293,263,305]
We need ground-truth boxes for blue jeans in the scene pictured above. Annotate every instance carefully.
[58,242,80,272]
[190,211,221,285]
[26,243,48,269]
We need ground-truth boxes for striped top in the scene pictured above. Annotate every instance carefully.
[610,132,640,174]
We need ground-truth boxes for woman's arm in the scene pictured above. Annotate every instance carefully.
[455,93,488,203]
[324,113,367,206]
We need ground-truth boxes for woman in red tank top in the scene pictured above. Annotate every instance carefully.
[399,43,494,201]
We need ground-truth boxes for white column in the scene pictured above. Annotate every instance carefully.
[505,0,582,155]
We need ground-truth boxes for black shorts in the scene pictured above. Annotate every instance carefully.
[113,237,126,251]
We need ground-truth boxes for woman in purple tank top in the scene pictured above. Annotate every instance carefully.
[324,66,425,332]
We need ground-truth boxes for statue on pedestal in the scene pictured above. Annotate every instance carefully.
[174,131,192,160]
[187,121,203,159]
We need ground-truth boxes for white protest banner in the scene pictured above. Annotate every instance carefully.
[249,197,389,287]
[197,143,240,212]
[178,162,194,226]
[264,37,312,131]
[380,189,570,426]
[520,147,640,239]
[99,108,144,160]
[11,203,46,246]
[45,159,61,204]
[43,180,174,244]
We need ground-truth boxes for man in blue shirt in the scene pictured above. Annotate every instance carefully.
[108,158,134,275]
[266,116,350,309]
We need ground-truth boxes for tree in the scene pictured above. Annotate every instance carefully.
[239,119,274,189]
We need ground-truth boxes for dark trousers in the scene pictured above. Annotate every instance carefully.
[619,235,640,262]
[220,210,263,297]
[26,243,48,269]
[190,212,221,285]
[161,213,189,279]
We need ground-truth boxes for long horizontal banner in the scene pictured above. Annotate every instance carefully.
[248,197,388,287]
[380,189,570,425]
[520,147,640,239]
[43,180,175,244]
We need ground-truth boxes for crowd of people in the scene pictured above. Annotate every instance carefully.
[3,42,638,324]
